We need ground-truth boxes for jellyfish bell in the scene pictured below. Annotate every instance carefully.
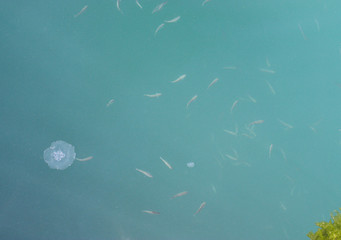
[186,162,195,168]
[44,140,93,170]
[44,140,76,170]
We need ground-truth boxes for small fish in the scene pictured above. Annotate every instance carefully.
[285,175,294,184]
[194,202,206,215]
[278,119,293,129]
[144,93,162,98]
[244,124,257,137]
[74,5,88,18]
[314,18,320,32]
[76,156,93,162]
[171,191,188,199]
[247,95,257,103]
[154,23,165,36]
[310,126,317,132]
[232,161,251,167]
[265,80,276,95]
[142,210,160,215]
[136,0,143,9]
[248,120,264,127]
[259,68,275,74]
[225,149,238,161]
[309,119,322,133]
[106,99,115,107]
[116,0,123,14]
[136,168,153,178]
[186,95,198,108]
[280,148,287,162]
[225,153,238,161]
[160,156,172,169]
[298,23,307,40]
[223,128,238,136]
[152,1,167,14]
[202,0,211,7]
[266,57,271,67]
[241,133,254,139]
[171,74,186,83]
[280,201,287,211]
[269,144,273,159]
[211,185,216,194]
[208,78,219,89]
[230,99,239,113]
[164,16,181,23]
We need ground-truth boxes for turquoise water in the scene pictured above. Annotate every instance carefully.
[2,0,341,239]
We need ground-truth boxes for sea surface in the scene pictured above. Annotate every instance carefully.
[1,0,341,239]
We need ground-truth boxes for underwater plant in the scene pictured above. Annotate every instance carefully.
[307,209,341,240]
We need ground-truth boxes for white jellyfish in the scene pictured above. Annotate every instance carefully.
[186,162,195,168]
[44,140,92,170]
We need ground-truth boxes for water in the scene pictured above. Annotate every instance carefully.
[1,0,341,239]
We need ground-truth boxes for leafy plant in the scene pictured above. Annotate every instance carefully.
[307,209,341,240]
